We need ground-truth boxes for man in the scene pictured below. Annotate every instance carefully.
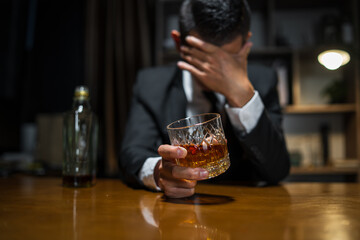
[120,0,290,198]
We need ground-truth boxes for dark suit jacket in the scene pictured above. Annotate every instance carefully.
[120,64,290,188]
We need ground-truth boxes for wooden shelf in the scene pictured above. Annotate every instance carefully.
[251,47,293,55]
[274,0,342,9]
[290,166,358,175]
[284,104,356,114]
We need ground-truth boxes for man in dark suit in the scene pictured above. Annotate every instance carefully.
[120,0,290,198]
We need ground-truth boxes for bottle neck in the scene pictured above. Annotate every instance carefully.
[72,98,91,110]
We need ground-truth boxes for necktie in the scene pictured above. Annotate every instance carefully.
[202,91,218,113]
[202,91,227,128]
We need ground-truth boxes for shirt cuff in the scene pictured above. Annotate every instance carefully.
[225,90,264,134]
[139,157,162,191]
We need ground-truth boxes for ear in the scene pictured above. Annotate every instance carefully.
[245,31,252,42]
[171,30,181,52]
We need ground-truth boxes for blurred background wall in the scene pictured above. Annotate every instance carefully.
[0,0,156,177]
[1,0,359,181]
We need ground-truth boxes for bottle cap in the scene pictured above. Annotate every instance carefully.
[74,86,89,99]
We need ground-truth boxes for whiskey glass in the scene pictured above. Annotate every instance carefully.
[167,113,230,178]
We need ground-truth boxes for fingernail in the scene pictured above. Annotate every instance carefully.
[177,147,184,158]
[199,169,208,179]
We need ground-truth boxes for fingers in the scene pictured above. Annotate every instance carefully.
[157,143,209,198]
[177,61,205,80]
[185,36,217,53]
[179,54,208,73]
[180,45,208,62]
[159,162,198,198]
[159,173,197,189]
[180,53,207,72]
[158,180,196,198]
[180,45,214,73]
[158,144,208,180]
[161,158,208,181]
[172,166,208,180]
[158,144,187,161]
[159,164,205,198]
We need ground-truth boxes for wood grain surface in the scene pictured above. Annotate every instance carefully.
[0,175,359,240]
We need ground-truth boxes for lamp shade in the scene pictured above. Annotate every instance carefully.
[317,49,350,70]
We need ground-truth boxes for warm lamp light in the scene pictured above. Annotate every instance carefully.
[318,49,350,70]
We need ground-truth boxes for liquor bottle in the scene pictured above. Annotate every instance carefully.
[62,86,98,187]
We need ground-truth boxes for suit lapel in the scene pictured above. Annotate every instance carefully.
[163,67,187,136]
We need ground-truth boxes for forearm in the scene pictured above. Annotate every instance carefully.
[237,111,290,183]
[225,76,255,108]
[225,90,290,183]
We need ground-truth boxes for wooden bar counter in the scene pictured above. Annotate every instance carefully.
[1,175,359,240]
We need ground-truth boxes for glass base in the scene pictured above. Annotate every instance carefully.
[204,154,230,179]
[62,175,95,188]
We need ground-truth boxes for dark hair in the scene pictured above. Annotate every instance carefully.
[179,0,251,46]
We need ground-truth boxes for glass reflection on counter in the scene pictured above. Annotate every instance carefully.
[140,194,230,240]
[73,190,79,240]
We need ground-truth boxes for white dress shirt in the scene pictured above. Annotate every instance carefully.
[139,70,265,190]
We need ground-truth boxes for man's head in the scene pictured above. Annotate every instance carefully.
[178,0,251,47]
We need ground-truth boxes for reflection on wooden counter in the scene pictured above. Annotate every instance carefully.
[0,176,359,239]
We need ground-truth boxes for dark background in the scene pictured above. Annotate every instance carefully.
[1,0,85,153]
